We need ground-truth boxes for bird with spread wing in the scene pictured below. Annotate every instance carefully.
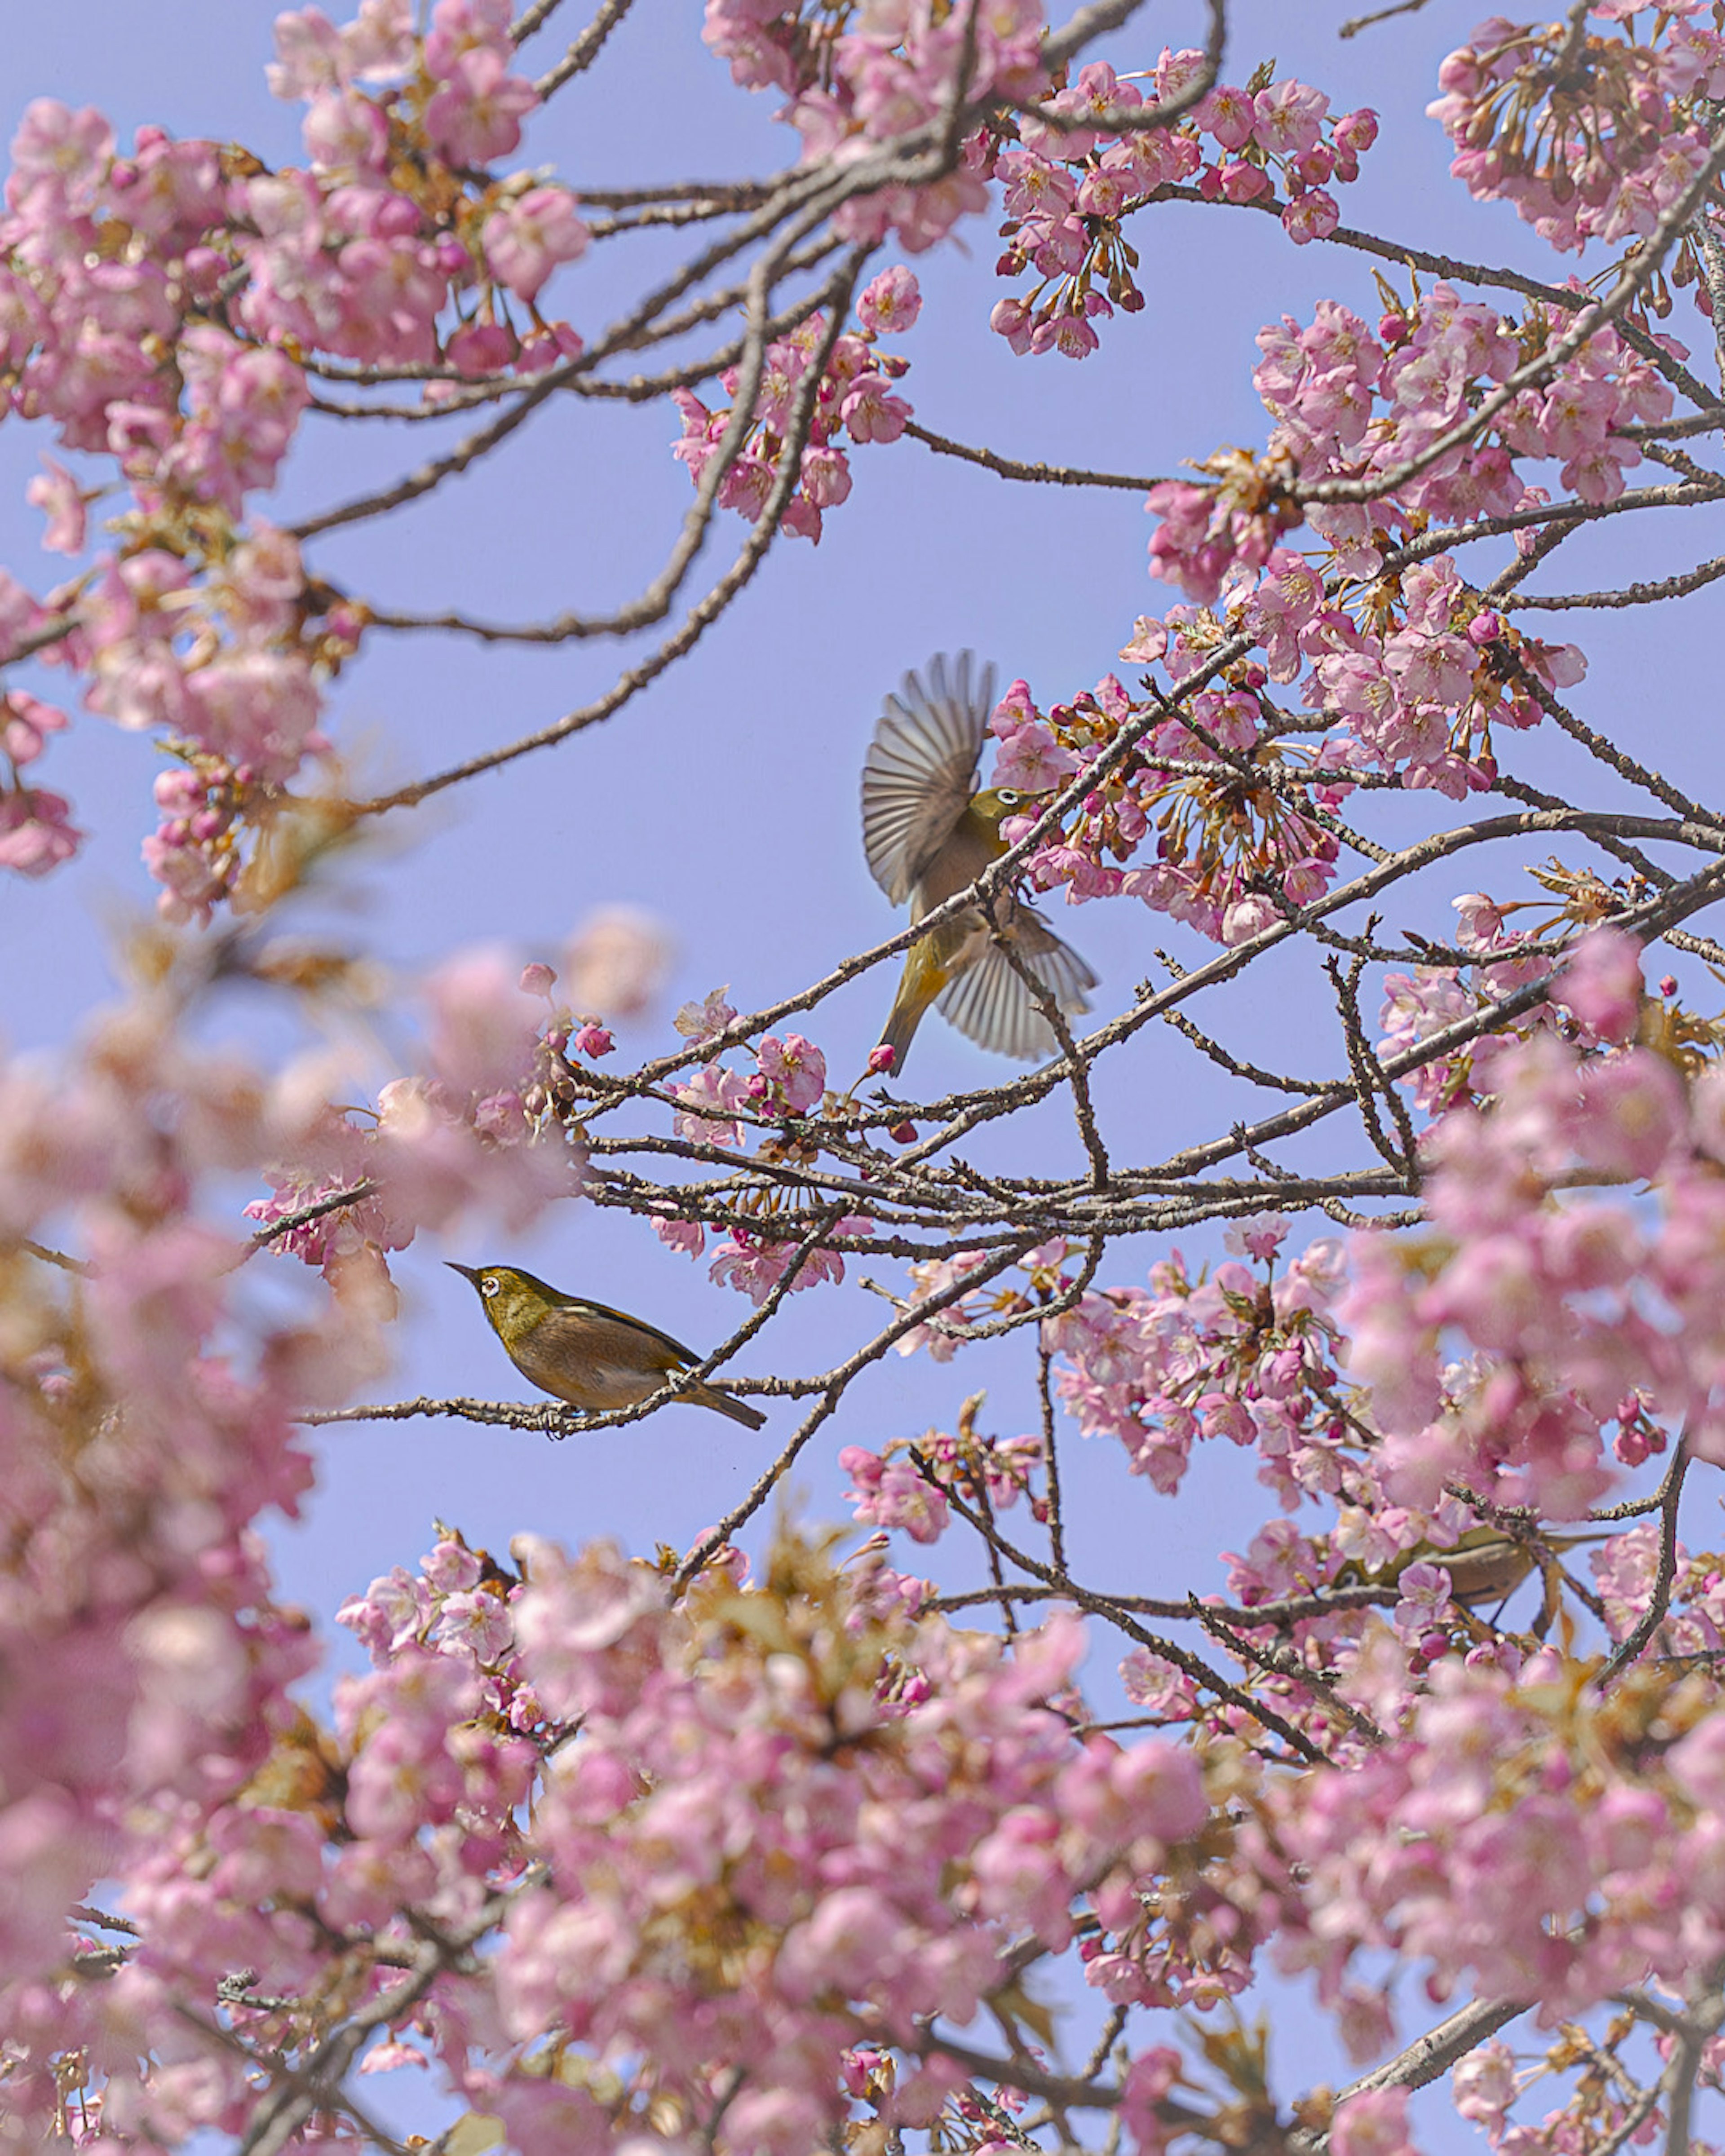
[860,651,1096,1077]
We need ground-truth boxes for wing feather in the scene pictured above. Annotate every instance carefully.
[935,909,1097,1062]
[1012,904,1100,1010]
[542,1297,698,1370]
[861,651,996,906]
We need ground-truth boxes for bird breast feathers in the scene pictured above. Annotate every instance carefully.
[911,816,1008,916]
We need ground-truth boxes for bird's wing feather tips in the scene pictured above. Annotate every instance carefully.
[936,919,1095,1061]
[553,1298,701,1370]
[1014,905,1099,1004]
[861,650,997,906]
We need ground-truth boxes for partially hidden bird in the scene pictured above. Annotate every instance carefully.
[447,1263,766,1429]
[1345,1525,1612,1609]
[861,651,1096,1076]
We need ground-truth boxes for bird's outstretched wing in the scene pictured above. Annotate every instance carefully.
[861,651,998,906]
[935,906,1097,1061]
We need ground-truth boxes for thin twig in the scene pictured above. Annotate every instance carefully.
[915,1459,1327,1763]
[1339,0,1431,34]
[1508,552,1725,612]
[904,418,1170,492]
[1601,1435,1691,1680]
[1037,1348,1067,1576]
[1287,2000,1530,2156]
[535,0,635,93]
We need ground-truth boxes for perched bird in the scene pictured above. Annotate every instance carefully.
[1348,1525,1611,1609]
[447,1263,765,1429]
[861,651,1096,1075]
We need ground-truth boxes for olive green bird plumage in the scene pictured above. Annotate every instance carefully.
[1345,1525,1611,1608]
[447,1263,765,1430]
[861,652,1096,1075]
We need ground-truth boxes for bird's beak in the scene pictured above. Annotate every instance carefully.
[445,1262,481,1283]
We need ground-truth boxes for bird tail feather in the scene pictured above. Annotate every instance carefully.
[690,1379,767,1431]
[876,943,947,1078]
[876,992,925,1079]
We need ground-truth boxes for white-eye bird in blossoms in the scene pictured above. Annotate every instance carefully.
[1342,1525,1614,1609]
[861,651,1095,1075]
[448,1263,766,1429]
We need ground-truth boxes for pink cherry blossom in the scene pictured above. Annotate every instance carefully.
[1330,2087,1420,2156]
[484,186,590,303]
[1557,925,1644,1044]
[857,264,922,335]
[840,1446,950,1541]
[0,784,81,874]
[755,1032,827,1112]
[25,455,85,552]
[423,46,538,166]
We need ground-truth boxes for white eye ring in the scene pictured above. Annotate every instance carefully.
[482,1277,500,1297]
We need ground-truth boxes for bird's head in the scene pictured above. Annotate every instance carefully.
[968,785,1043,828]
[447,1261,560,1346]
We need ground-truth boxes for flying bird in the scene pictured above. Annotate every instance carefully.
[860,651,1095,1076]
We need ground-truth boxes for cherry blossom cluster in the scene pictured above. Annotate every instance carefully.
[244,941,589,1290]
[658,987,873,1301]
[968,284,1684,941]
[31,1521,1220,2155]
[841,1392,1044,1544]
[464,1531,1210,2156]
[703,0,1045,252]
[0,976,396,2116]
[1267,1637,1725,2023]
[1445,2039,1652,2156]
[991,57,1378,361]
[1041,1221,1350,1504]
[1142,283,1676,618]
[886,1238,1075,1360]
[0,672,77,872]
[985,657,1354,942]
[93,530,364,923]
[696,1215,864,1302]
[1592,1518,1725,1656]
[0,100,336,897]
[974,582,1585,949]
[1374,874,1642,1113]
[1429,10,1725,265]
[884,1228,1565,1704]
[17,1524,539,2145]
[0,1,593,906]
[670,267,922,543]
[1347,932,1725,1517]
[255,0,584,360]
[1263,281,1674,517]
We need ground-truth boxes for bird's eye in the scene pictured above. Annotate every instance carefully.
[481,1276,500,1297]
[997,789,1023,807]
